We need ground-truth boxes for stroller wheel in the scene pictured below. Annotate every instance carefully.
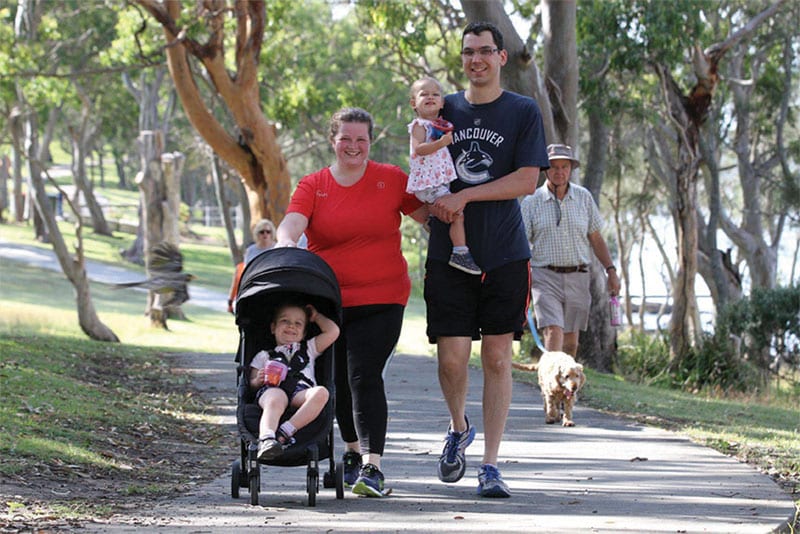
[231,460,242,499]
[249,467,260,506]
[335,461,344,499]
[307,469,318,507]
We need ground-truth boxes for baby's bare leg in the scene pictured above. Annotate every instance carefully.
[258,388,289,438]
[448,212,466,248]
[287,386,329,431]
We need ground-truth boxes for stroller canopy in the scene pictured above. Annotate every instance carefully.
[235,247,341,327]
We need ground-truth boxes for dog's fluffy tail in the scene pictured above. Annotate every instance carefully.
[511,361,538,372]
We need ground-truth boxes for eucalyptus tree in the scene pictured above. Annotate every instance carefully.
[644,0,786,362]
[133,0,293,223]
[708,2,800,293]
[104,8,182,265]
[263,1,412,177]
[4,0,118,341]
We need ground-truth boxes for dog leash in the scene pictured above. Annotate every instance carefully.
[526,308,547,352]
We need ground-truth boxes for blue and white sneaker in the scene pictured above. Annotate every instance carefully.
[437,416,476,483]
[352,463,386,497]
[448,251,481,275]
[342,450,362,487]
[477,464,511,498]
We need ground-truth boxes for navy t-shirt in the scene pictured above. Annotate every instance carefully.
[428,90,549,271]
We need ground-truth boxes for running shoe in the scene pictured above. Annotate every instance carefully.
[342,450,363,487]
[477,464,511,498]
[351,463,386,498]
[256,438,282,461]
[448,251,481,275]
[437,416,476,483]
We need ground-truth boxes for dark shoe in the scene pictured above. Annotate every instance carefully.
[477,464,511,498]
[437,416,476,483]
[448,251,481,275]
[352,463,386,498]
[276,427,295,447]
[342,450,362,487]
[257,438,283,461]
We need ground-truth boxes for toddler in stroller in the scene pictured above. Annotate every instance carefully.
[249,301,338,461]
[231,247,344,506]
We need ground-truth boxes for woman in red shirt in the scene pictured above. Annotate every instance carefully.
[276,107,427,498]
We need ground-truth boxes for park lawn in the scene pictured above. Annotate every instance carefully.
[1,220,234,293]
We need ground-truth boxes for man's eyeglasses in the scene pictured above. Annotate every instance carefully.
[258,229,272,235]
[461,47,499,58]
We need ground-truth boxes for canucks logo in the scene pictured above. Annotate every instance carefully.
[455,141,492,184]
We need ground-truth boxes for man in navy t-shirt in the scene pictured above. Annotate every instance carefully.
[424,20,549,499]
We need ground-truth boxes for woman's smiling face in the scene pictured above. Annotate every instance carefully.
[332,121,371,169]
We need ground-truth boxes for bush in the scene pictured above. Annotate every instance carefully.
[614,329,671,386]
[717,285,800,374]
[673,331,762,393]
[615,327,760,393]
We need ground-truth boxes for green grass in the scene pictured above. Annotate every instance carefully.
[1,226,237,524]
[1,220,235,294]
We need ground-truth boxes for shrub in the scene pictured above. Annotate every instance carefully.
[673,331,762,393]
[614,329,671,386]
[615,327,760,393]
[717,285,800,374]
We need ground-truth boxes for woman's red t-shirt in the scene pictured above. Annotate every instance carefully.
[286,161,423,308]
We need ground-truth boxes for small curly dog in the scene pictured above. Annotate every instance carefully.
[514,351,586,427]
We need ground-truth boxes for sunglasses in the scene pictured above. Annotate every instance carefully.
[258,229,272,235]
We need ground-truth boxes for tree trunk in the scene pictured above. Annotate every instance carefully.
[211,152,243,263]
[0,155,9,222]
[583,108,609,204]
[9,0,118,342]
[160,152,183,248]
[542,0,578,149]
[121,67,172,263]
[718,50,780,291]
[10,115,25,223]
[160,151,186,321]
[575,101,615,371]
[578,262,615,372]
[460,0,556,144]
[70,125,112,236]
[652,1,784,364]
[137,0,291,223]
[112,148,128,189]
[137,130,168,329]
[28,148,119,341]
[39,105,59,165]
[670,149,702,360]
[22,114,48,242]
[651,53,715,363]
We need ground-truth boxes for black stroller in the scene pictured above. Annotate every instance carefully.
[230,247,344,506]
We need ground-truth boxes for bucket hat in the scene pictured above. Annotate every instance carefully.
[547,144,580,169]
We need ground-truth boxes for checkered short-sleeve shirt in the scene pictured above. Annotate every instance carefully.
[520,182,603,267]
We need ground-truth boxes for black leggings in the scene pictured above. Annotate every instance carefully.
[334,304,404,457]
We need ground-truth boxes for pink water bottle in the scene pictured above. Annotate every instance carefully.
[609,296,622,326]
